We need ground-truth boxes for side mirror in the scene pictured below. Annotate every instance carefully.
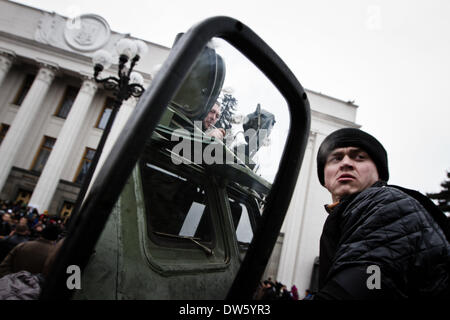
[40,16,310,300]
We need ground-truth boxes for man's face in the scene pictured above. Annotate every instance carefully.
[324,147,379,202]
[203,103,221,129]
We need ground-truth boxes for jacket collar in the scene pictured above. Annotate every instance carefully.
[324,201,340,214]
[323,180,387,214]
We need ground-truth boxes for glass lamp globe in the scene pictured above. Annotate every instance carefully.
[134,40,148,58]
[129,71,144,86]
[116,38,138,59]
[92,49,113,69]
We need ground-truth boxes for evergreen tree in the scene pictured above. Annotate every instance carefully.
[427,171,450,216]
[217,93,238,130]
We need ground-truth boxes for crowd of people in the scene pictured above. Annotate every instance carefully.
[0,199,66,299]
[0,200,65,249]
[254,277,313,300]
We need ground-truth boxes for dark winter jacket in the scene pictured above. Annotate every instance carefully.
[315,181,450,299]
[0,233,30,261]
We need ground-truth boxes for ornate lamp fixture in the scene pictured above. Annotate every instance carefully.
[92,38,147,105]
[69,38,148,224]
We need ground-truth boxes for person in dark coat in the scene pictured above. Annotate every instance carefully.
[314,128,450,299]
[0,224,30,261]
[0,224,59,278]
[0,212,12,239]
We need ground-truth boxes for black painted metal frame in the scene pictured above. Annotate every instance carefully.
[40,16,311,300]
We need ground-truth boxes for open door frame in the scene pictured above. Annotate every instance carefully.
[40,16,310,300]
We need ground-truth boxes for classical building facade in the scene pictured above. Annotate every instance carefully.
[0,0,169,216]
[0,1,359,296]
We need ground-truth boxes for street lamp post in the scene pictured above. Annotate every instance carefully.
[69,38,147,225]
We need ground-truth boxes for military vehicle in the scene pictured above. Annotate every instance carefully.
[40,16,311,300]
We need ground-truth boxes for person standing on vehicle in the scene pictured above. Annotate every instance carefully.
[202,102,225,140]
[314,128,450,299]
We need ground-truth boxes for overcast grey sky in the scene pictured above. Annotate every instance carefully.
[12,0,450,194]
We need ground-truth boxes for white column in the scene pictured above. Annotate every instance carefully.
[87,97,136,195]
[290,132,330,293]
[0,64,57,193]
[276,132,317,287]
[28,78,98,212]
[0,51,15,87]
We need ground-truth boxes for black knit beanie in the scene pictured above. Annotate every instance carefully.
[317,128,389,186]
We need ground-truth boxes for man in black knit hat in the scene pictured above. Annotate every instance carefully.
[314,128,450,299]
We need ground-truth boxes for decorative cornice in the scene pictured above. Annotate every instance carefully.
[80,78,98,95]
[306,88,359,108]
[0,48,16,59]
[36,65,56,84]
[0,31,154,80]
[0,55,13,72]
[311,109,360,128]
[0,48,15,73]
[306,130,318,149]
[309,130,318,141]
